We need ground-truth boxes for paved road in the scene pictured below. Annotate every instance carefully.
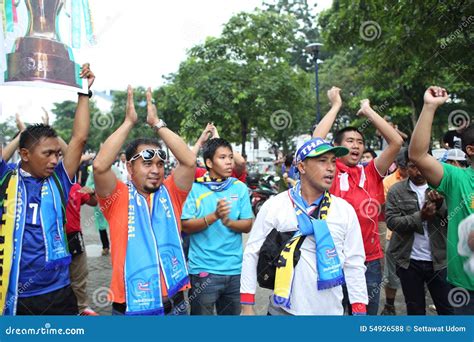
[80,205,436,316]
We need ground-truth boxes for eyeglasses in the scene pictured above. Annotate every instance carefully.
[129,148,167,162]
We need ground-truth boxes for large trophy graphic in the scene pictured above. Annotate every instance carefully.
[5,0,81,87]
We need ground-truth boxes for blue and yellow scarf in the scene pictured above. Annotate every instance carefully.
[125,182,189,315]
[195,174,236,192]
[0,169,70,315]
[273,182,345,308]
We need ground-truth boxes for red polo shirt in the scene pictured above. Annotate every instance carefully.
[65,183,91,234]
[330,159,385,261]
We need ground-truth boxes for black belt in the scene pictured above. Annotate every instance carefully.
[113,291,185,315]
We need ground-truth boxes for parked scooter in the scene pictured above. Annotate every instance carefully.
[248,174,280,215]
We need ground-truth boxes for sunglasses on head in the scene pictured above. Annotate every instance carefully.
[129,148,167,162]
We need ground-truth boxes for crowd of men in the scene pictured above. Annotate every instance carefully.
[0,67,472,316]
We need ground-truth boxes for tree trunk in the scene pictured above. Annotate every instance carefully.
[282,137,289,154]
[401,85,422,132]
[240,118,248,157]
[409,97,418,130]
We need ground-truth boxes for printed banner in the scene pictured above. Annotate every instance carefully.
[0,0,95,93]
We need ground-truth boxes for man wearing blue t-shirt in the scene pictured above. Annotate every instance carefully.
[182,138,254,315]
[0,64,94,315]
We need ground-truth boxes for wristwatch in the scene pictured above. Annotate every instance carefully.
[153,119,167,130]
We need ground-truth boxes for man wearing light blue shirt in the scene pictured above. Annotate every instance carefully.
[182,138,253,315]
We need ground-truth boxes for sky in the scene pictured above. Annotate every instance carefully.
[0,0,332,124]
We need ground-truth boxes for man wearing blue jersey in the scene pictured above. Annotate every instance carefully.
[0,64,94,315]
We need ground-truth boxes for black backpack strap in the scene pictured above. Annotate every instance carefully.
[280,233,307,268]
[296,234,306,246]
[292,234,307,259]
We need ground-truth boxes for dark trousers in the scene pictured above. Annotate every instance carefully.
[99,229,109,249]
[396,259,454,315]
[17,285,78,315]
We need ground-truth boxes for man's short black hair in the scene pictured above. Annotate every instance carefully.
[363,148,377,159]
[125,138,162,161]
[202,138,233,170]
[19,124,57,150]
[333,126,364,145]
[284,154,294,167]
[461,124,474,154]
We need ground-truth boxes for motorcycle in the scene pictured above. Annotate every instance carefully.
[247,174,280,215]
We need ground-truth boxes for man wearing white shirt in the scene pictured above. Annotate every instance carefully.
[114,152,128,182]
[240,138,368,315]
[385,150,453,315]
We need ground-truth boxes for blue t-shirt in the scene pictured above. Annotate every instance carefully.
[181,179,254,275]
[0,159,73,297]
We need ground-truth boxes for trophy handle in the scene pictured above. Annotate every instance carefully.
[57,0,65,15]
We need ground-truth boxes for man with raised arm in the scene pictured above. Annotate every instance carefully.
[93,86,196,315]
[312,87,403,315]
[409,86,474,315]
[0,64,94,315]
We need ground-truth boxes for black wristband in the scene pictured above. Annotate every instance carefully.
[78,90,93,98]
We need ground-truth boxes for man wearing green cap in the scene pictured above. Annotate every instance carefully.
[240,138,368,315]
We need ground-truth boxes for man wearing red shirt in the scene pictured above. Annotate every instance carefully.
[313,87,403,315]
[65,184,99,316]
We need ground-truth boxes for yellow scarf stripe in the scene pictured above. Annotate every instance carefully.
[273,236,302,300]
[273,191,332,302]
[0,173,17,314]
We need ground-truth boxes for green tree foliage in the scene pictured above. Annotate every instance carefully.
[0,118,17,143]
[263,0,322,70]
[318,0,473,141]
[172,10,314,155]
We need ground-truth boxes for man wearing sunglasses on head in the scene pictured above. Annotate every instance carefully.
[93,86,196,315]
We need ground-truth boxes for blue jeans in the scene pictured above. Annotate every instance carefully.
[343,259,382,315]
[366,259,383,315]
[189,273,240,315]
